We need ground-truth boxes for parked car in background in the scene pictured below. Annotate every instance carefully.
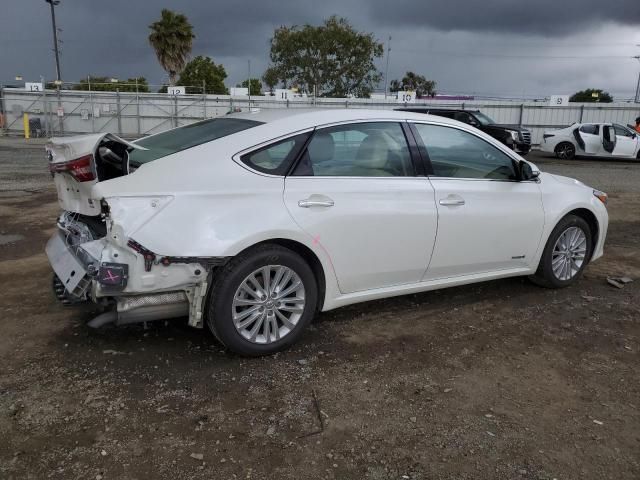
[46,109,607,356]
[541,122,640,160]
[396,107,532,155]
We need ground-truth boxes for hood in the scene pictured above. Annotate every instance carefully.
[546,173,591,189]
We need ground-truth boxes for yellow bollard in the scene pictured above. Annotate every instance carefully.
[23,113,30,139]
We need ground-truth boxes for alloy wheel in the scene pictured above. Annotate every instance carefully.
[556,143,575,159]
[231,265,306,344]
[551,226,587,281]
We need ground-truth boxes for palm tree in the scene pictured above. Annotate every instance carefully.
[148,9,195,86]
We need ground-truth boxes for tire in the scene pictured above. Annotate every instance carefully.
[205,244,318,356]
[530,214,592,289]
[555,142,576,160]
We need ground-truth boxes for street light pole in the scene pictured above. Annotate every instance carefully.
[45,0,62,82]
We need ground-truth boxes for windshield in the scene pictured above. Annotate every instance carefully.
[129,118,264,165]
[473,112,496,126]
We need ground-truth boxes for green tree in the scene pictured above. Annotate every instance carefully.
[72,76,150,92]
[390,72,436,97]
[569,88,613,103]
[148,9,195,85]
[240,78,262,96]
[269,16,383,98]
[175,56,228,94]
[262,66,280,94]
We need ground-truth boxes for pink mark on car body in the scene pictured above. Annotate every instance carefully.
[312,234,321,245]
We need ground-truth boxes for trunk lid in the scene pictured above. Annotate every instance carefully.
[46,133,146,216]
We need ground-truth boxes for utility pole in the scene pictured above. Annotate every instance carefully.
[45,0,62,82]
[384,36,391,99]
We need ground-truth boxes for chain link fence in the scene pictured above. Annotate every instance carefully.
[2,86,639,145]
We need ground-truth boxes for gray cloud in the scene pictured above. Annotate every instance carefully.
[366,0,640,35]
[1,0,639,98]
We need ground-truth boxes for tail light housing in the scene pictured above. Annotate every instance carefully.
[49,154,96,182]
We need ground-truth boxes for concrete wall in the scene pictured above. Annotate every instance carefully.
[2,88,639,145]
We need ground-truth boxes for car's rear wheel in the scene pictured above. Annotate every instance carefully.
[530,214,592,288]
[555,142,576,160]
[206,244,318,356]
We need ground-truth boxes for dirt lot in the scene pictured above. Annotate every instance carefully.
[1,140,639,480]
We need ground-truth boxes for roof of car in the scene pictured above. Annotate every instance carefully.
[396,108,481,113]
[226,108,461,131]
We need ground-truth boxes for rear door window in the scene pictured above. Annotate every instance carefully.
[292,122,414,177]
[579,124,600,135]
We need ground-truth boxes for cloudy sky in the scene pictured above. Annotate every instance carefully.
[2,0,639,99]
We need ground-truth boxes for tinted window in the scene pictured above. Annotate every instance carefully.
[453,112,474,124]
[473,112,495,125]
[613,124,634,137]
[129,118,263,165]
[413,123,517,180]
[241,133,310,175]
[579,124,599,135]
[293,122,413,177]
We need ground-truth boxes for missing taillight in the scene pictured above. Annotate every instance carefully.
[49,154,96,182]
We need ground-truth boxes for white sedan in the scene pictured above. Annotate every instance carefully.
[46,109,608,356]
[541,122,640,160]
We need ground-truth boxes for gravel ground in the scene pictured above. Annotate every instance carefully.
[0,139,639,480]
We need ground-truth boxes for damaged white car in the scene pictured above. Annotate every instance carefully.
[46,109,608,356]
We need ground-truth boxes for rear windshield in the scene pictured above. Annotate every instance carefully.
[129,118,263,165]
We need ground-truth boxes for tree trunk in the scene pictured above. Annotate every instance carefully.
[169,71,177,86]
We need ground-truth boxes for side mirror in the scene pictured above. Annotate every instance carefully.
[519,161,539,181]
[469,120,480,127]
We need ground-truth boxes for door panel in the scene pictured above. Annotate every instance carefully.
[285,121,438,293]
[576,125,602,155]
[425,179,544,279]
[612,124,637,157]
[602,124,616,154]
[284,177,438,293]
[410,122,546,280]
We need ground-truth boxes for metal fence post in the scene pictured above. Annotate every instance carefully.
[42,81,48,137]
[56,87,64,135]
[173,95,178,128]
[88,76,95,133]
[579,104,584,123]
[519,103,524,128]
[202,80,207,119]
[116,89,122,135]
[136,86,141,137]
[0,84,5,136]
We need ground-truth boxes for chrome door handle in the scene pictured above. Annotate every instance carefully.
[439,198,465,206]
[298,199,335,208]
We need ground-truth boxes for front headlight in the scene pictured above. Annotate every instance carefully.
[593,189,608,205]
[509,131,520,141]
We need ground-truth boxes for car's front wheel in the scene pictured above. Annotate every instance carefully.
[530,214,592,288]
[206,244,318,356]
[555,142,576,160]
